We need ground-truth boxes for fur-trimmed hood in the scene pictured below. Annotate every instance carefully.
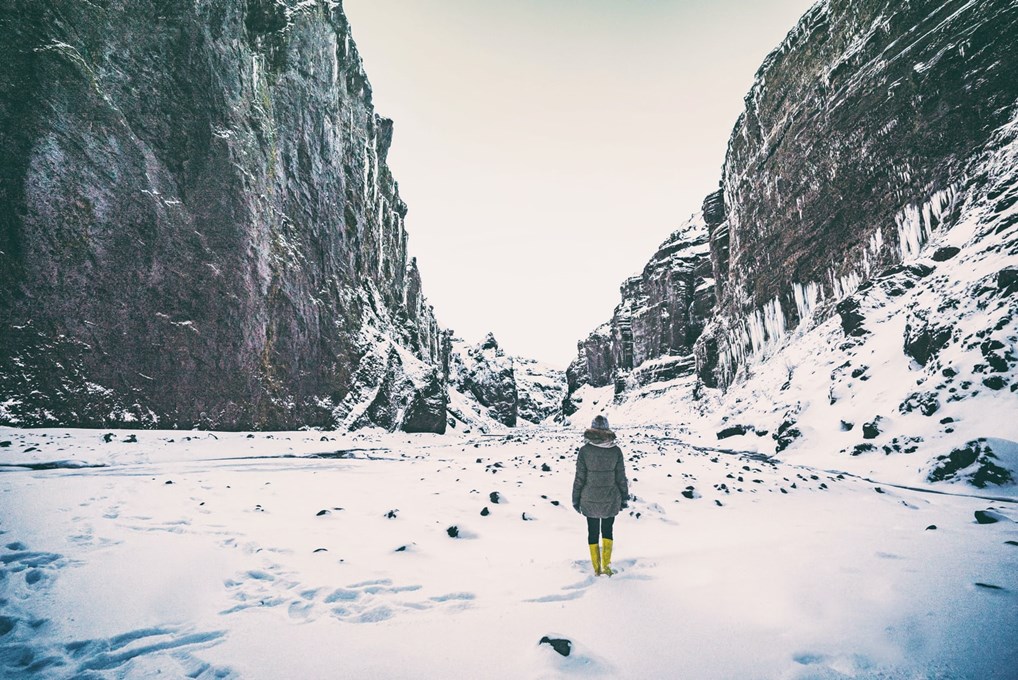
[583,428,617,448]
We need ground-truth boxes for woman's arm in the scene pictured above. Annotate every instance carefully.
[572,448,586,512]
[616,450,629,508]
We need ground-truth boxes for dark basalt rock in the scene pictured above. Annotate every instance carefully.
[773,419,802,453]
[717,424,751,440]
[903,311,953,367]
[930,440,1015,488]
[899,392,940,417]
[539,636,572,657]
[862,418,882,440]
[974,510,1006,525]
[0,1,447,432]
[931,247,960,262]
[997,266,1018,295]
[836,298,867,338]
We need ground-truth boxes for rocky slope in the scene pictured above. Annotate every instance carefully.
[566,0,1018,488]
[446,333,565,431]
[565,209,716,408]
[0,0,447,431]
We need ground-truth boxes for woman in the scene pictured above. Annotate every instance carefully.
[572,415,629,576]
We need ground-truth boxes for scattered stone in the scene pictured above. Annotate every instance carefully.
[852,443,877,455]
[395,545,408,552]
[521,513,532,521]
[929,440,1014,488]
[903,312,953,366]
[925,525,937,530]
[316,509,330,517]
[681,486,699,500]
[997,266,1018,295]
[0,615,15,637]
[874,487,885,494]
[0,441,11,448]
[982,376,1006,390]
[899,392,940,416]
[862,418,882,439]
[931,246,960,261]
[447,526,460,538]
[550,500,560,506]
[102,433,115,443]
[975,510,1008,524]
[480,507,490,516]
[539,636,572,657]
[124,434,138,443]
[836,298,867,337]
[164,480,173,485]
[717,425,751,440]
[385,509,398,519]
[541,463,551,472]
[773,419,802,453]
[247,434,255,438]
[840,421,854,431]
[489,491,501,504]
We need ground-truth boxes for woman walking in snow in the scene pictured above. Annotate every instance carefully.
[572,415,629,576]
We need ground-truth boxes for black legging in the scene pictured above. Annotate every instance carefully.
[586,517,614,544]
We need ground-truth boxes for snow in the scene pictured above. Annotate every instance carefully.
[1,425,1015,678]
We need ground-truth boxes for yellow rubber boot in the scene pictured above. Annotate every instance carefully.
[588,544,601,575]
[601,538,614,576]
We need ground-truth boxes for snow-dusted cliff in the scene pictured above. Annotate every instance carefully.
[446,333,565,432]
[0,0,446,431]
[566,0,1018,489]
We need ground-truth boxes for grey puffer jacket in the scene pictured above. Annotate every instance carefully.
[572,431,629,519]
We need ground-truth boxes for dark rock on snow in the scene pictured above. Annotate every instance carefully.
[539,636,572,657]
[928,440,1014,488]
[717,425,752,440]
[862,419,882,440]
[931,247,960,262]
[974,510,1008,525]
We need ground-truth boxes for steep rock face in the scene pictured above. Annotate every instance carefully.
[564,0,1018,489]
[699,0,1018,387]
[0,0,446,431]
[565,214,715,401]
[514,356,567,425]
[446,333,565,429]
[446,333,518,427]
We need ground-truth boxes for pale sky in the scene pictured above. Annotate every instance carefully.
[344,0,817,368]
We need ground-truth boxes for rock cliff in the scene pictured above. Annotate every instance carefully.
[698,0,1018,387]
[565,211,715,405]
[447,333,565,429]
[565,0,1018,487]
[569,0,1017,395]
[0,0,447,431]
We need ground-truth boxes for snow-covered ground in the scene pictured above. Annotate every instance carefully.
[1,426,1015,679]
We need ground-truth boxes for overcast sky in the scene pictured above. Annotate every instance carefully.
[344,0,817,368]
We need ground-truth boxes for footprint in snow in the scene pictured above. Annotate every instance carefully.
[526,559,649,603]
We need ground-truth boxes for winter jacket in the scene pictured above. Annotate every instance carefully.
[572,430,629,518]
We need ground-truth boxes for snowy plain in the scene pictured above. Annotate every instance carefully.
[1,426,1015,679]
